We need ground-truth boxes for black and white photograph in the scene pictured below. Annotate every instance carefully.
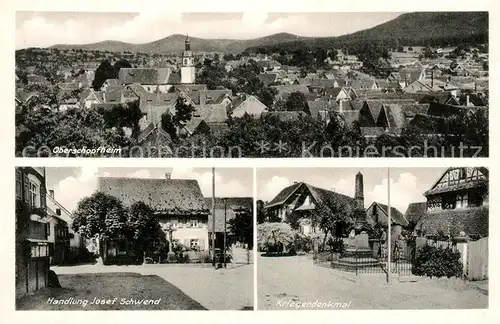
[15,11,488,158]
[256,167,488,309]
[15,166,254,310]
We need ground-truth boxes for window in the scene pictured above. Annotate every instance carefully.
[46,223,51,237]
[16,170,22,199]
[190,219,199,228]
[29,181,39,207]
[442,195,456,210]
[456,192,468,209]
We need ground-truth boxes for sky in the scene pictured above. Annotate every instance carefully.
[15,12,403,49]
[256,167,448,214]
[45,167,253,213]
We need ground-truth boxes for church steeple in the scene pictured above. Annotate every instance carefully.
[181,33,195,84]
[185,34,191,52]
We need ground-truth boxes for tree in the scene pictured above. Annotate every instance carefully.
[313,198,353,251]
[72,192,127,241]
[285,91,308,112]
[172,97,196,125]
[257,222,295,254]
[127,201,166,260]
[257,200,267,224]
[161,112,177,140]
[92,60,116,90]
[113,59,132,73]
[227,210,253,248]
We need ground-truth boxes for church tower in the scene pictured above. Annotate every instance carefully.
[181,35,195,84]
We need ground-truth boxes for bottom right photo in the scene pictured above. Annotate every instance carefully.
[256,167,488,310]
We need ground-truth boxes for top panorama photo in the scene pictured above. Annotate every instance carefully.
[15,12,489,158]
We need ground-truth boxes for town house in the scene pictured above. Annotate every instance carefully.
[97,174,210,255]
[415,167,489,240]
[15,167,50,298]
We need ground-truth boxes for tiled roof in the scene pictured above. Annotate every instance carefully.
[98,177,209,215]
[368,202,408,227]
[119,68,172,85]
[307,100,333,118]
[195,104,228,123]
[309,79,338,88]
[175,84,208,94]
[258,73,279,86]
[182,117,207,135]
[341,110,360,127]
[364,99,417,121]
[265,182,303,208]
[271,85,310,96]
[416,206,489,238]
[404,202,427,225]
[360,127,385,137]
[265,182,358,219]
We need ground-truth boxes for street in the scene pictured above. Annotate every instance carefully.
[257,254,488,310]
[52,263,254,310]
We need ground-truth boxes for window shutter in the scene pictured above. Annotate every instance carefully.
[183,239,190,247]
[199,238,205,251]
[23,174,30,207]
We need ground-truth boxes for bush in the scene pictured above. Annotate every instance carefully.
[413,244,463,278]
[327,238,345,254]
[294,233,313,253]
[166,251,176,263]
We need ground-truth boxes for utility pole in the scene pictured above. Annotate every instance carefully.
[223,198,227,269]
[387,167,391,283]
[212,167,216,268]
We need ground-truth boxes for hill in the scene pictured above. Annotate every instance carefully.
[245,12,489,53]
[50,32,308,53]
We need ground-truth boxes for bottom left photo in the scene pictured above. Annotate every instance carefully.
[15,166,254,311]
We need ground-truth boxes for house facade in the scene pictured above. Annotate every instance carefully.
[365,202,408,246]
[230,95,268,118]
[416,167,489,239]
[264,172,368,237]
[45,189,85,265]
[97,175,210,253]
[15,167,50,298]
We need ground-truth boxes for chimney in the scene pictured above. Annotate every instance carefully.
[165,173,171,180]
[49,190,55,199]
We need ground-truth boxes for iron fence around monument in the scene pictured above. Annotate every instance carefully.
[313,239,417,276]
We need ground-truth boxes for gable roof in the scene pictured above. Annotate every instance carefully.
[195,104,228,123]
[424,167,489,196]
[119,68,172,85]
[98,177,209,215]
[258,73,279,86]
[271,85,310,96]
[367,202,408,226]
[404,202,427,225]
[307,100,333,118]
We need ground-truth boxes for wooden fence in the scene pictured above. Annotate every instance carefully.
[466,237,488,280]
